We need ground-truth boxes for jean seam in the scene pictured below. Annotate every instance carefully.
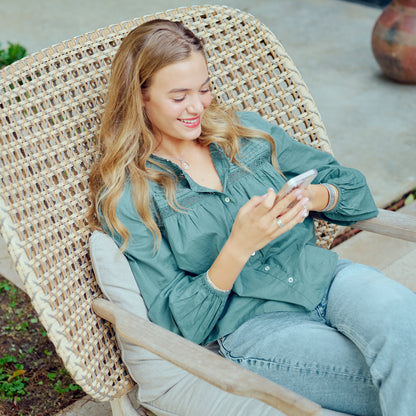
[334,323,388,416]
[334,323,377,362]
[221,350,374,385]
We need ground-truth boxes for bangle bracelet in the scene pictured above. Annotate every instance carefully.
[321,184,338,212]
[206,271,230,293]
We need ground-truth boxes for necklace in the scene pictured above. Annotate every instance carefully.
[168,158,191,170]
[156,143,195,170]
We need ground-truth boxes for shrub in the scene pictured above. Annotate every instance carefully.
[0,42,27,68]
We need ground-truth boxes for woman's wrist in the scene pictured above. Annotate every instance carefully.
[305,184,339,212]
[304,184,327,211]
[321,183,339,212]
[206,270,231,293]
[207,238,251,291]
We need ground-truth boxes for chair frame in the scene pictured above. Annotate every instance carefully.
[1,5,415,416]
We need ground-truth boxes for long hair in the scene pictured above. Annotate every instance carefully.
[88,19,278,250]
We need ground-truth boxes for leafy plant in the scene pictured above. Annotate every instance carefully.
[0,279,19,308]
[0,280,14,293]
[0,354,29,402]
[388,188,416,211]
[0,42,27,68]
[48,369,82,394]
[404,188,416,206]
[0,278,86,414]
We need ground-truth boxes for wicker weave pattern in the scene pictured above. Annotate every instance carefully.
[0,5,337,401]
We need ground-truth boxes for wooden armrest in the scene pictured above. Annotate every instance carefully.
[92,298,321,416]
[353,209,416,243]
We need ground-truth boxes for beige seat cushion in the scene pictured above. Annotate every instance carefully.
[89,230,188,402]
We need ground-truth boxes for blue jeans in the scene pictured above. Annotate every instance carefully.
[218,259,416,416]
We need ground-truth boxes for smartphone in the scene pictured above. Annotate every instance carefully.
[276,169,318,204]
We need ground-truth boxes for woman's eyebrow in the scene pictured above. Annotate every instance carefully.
[168,77,211,94]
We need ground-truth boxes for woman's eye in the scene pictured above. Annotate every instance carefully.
[200,89,210,94]
[172,96,185,102]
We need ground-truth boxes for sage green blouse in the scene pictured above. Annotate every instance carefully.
[108,111,378,345]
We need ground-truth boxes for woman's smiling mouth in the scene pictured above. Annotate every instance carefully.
[179,117,201,128]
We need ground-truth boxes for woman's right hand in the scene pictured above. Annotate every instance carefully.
[227,188,309,260]
[207,188,309,292]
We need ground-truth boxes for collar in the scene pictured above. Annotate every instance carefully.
[148,143,230,193]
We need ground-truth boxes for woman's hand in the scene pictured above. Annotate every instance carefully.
[227,188,309,260]
[207,188,309,291]
[208,184,336,292]
[302,184,332,212]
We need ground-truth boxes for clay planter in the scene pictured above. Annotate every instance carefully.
[371,0,416,83]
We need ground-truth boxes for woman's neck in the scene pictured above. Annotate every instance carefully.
[153,140,198,161]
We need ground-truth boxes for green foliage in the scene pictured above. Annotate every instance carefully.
[0,42,27,68]
[0,280,13,293]
[48,369,82,394]
[404,188,416,206]
[388,188,416,211]
[0,354,29,402]
[0,278,85,413]
[0,279,19,310]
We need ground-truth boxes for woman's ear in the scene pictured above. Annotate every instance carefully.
[141,90,148,106]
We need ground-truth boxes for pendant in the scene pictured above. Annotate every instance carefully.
[180,159,191,170]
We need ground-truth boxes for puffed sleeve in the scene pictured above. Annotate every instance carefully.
[238,111,379,226]
[106,182,230,345]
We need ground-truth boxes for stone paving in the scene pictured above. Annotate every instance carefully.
[1,0,415,415]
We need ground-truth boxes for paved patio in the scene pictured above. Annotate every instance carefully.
[1,0,415,414]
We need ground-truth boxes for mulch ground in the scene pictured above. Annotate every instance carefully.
[0,279,85,416]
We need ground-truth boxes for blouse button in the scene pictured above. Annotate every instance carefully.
[264,265,270,272]
[288,277,294,284]
[251,251,256,256]
[224,197,231,203]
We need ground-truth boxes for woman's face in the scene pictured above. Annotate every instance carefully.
[142,52,212,149]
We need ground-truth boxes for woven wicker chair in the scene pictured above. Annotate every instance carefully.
[1,5,415,416]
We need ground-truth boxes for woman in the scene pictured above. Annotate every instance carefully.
[89,19,416,416]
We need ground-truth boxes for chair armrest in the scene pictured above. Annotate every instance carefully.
[353,209,416,242]
[92,298,321,416]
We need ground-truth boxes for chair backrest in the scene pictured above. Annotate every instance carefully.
[0,5,338,400]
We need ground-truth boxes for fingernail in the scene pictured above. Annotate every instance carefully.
[301,197,309,205]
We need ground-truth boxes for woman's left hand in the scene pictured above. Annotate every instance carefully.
[301,184,331,212]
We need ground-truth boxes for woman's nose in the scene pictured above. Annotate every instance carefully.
[187,95,204,113]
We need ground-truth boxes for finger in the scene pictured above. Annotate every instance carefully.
[273,197,309,232]
[237,190,275,219]
[271,189,302,217]
[240,194,267,213]
[253,188,276,212]
[261,188,277,208]
[288,197,310,222]
[276,217,285,229]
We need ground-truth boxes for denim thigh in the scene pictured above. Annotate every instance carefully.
[218,267,383,415]
[324,259,416,416]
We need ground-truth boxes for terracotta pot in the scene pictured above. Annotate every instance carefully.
[371,0,416,83]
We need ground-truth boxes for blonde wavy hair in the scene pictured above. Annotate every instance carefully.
[88,19,279,250]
